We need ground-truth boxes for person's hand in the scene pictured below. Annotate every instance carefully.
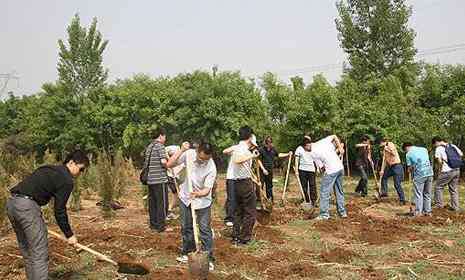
[263,169,269,176]
[67,235,78,246]
[180,142,190,152]
[190,191,202,199]
[379,171,384,177]
[252,149,260,158]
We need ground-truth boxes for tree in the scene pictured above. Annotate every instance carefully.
[57,14,108,101]
[335,0,417,84]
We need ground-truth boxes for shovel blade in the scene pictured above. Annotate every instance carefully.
[188,251,209,280]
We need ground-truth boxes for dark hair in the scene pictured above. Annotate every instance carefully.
[239,126,253,141]
[63,150,90,167]
[431,136,444,145]
[402,142,413,152]
[360,135,370,142]
[152,127,166,139]
[264,136,272,145]
[198,142,214,156]
[302,137,312,146]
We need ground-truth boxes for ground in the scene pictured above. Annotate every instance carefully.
[1,172,465,280]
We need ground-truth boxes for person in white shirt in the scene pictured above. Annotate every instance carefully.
[165,145,184,220]
[167,141,217,271]
[432,137,464,211]
[230,126,259,245]
[310,135,347,220]
[295,137,317,206]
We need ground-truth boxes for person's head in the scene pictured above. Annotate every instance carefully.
[153,127,167,144]
[63,150,90,177]
[360,135,370,144]
[166,145,180,156]
[264,136,273,148]
[379,137,389,147]
[402,142,413,153]
[302,137,312,152]
[238,126,257,148]
[196,142,214,164]
[432,136,447,147]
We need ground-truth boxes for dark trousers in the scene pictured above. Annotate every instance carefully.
[224,179,236,223]
[298,170,317,205]
[381,164,405,202]
[7,196,48,280]
[148,183,169,231]
[260,167,274,201]
[355,165,368,196]
[232,179,257,242]
[180,202,214,261]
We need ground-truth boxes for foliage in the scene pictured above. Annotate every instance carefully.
[335,0,417,85]
[57,14,108,100]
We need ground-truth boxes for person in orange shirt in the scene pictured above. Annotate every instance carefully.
[379,138,406,205]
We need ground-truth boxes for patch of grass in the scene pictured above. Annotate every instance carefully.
[246,239,268,253]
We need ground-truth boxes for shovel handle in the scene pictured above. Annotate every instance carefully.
[48,230,118,266]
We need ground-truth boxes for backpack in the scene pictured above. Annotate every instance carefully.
[445,144,464,169]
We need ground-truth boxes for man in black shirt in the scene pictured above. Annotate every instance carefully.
[259,136,290,202]
[354,135,373,197]
[6,150,89,280]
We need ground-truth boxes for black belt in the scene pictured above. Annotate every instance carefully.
[11,193,35,201]
[232,178,251,182]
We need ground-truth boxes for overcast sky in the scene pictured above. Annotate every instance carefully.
[1,0,465,95]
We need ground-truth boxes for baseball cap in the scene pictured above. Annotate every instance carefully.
[250,134,258,147]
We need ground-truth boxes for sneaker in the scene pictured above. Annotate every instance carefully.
[225,221,233,227]
[314,216,329,221]
[209,262,215,271]
[176,255,188,263]
[340,213,348,219]
[166,213,178,220]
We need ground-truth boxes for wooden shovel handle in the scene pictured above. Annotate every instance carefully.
[48,230,118,266]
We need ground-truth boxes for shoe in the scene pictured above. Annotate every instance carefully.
[314,216,329,221]
[231,237,240,245]
[424,213,432,217]
[176,255,188,263]
[400,201,407,206]
[237,239,250,246]
[225,221,233,227]
[209,262,215,271]
[166,213,178,220]
[340,213,348,219]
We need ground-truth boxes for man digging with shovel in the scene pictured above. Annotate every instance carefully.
[167,141,217,272]
[6,150,89,280]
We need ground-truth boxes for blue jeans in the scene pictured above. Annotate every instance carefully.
[179,202,214,261]
[319,170,346,219]
[413,176,433,215]
[381,164,405,202]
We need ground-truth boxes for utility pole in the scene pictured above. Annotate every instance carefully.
[0,71,20,97]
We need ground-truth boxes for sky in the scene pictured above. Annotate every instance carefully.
[1,0,465,96]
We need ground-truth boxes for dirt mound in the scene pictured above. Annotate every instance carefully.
[267,262,320,279]
[320,248,357,264]
[254,225,285,244]
[361,268,386,280]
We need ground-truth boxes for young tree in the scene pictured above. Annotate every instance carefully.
[57,14,109,101]
[335,0,417,84]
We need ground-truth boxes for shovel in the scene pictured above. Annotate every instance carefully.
[370,161,382,201]
[48,230,149,275]
[280,151,293,204]
[185,152,209,280]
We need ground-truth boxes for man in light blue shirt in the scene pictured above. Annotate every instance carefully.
[403,143,434,217]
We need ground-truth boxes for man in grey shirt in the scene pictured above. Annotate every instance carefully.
[144,128,170,232]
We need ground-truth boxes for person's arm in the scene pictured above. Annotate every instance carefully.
[166,142,190,168]
[355,143,369,148]
[223,145,236,155]
[233,149,259,164]
[330,135,344,156]
[257,159,269,175]
[191,166,217,198]
[278,151,292,158]
[54,183,76,243]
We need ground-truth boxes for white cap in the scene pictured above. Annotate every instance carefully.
[250,134,258,147]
